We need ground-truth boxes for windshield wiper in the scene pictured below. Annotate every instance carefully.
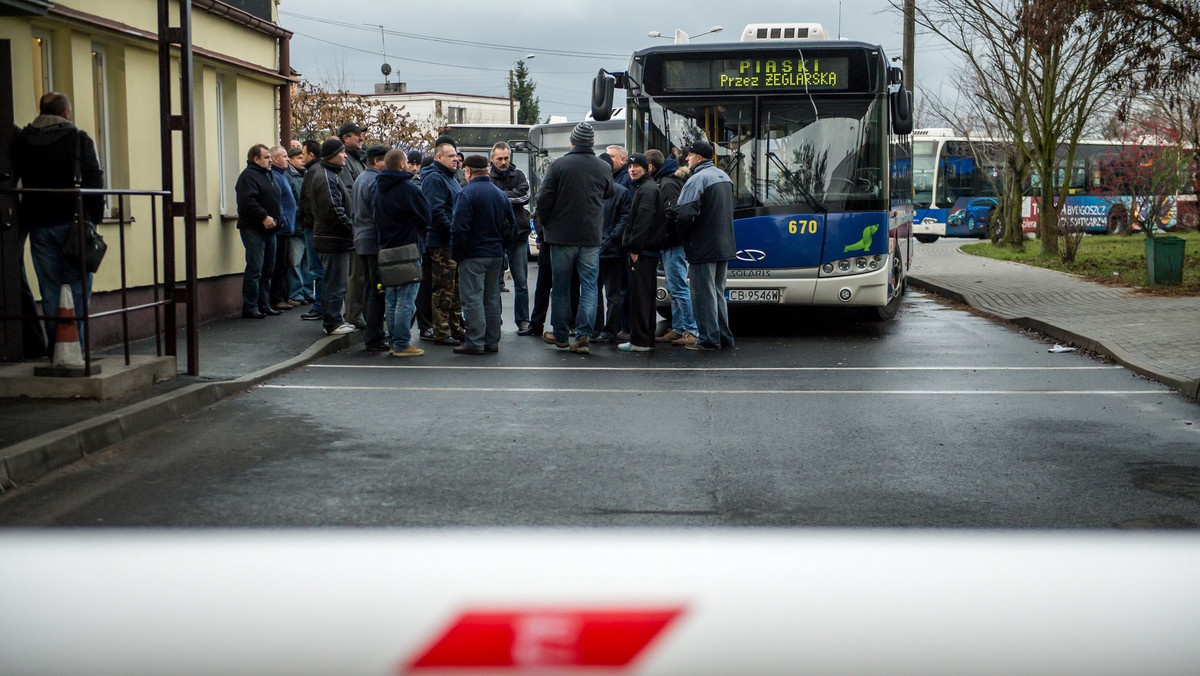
[766,151,827,213]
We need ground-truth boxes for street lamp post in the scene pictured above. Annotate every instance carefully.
[509,53,535,125]
[648,25,722,45]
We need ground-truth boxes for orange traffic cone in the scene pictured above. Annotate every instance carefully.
[35,284,98,377]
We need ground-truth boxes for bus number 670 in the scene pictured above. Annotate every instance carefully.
[789,220,818,234]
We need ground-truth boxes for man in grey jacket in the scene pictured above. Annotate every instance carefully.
[352,144,390,351]
[675,141,736,351]
[534,122,614,355]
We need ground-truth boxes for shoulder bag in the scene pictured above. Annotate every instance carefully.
[61,131,107,274]
[377,243,421,287]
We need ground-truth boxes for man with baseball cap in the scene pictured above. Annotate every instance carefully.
[534,121,614,355]
[337,122,368,329]
[675,140,736,351]
[451,154,515,354]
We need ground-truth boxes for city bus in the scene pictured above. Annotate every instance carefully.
[592,22,915,320]
[912,129,1185,242]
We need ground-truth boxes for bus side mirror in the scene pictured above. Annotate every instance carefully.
[592,70,616,122]
[891,89,913,136]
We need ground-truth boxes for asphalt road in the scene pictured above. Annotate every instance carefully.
[1,290,1198,528]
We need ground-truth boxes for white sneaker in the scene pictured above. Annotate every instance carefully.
[326,322,356,336]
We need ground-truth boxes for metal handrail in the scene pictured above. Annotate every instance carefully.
[1,186,181,377]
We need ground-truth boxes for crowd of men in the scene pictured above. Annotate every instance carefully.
[232,120,738,356]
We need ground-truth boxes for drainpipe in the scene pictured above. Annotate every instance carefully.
[279,34,291,145]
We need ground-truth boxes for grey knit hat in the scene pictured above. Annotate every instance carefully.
[570,122,595,147]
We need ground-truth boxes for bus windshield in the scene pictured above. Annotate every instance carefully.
[634,95,887,214]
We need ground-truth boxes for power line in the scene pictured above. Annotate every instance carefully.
[292,31,510,72]
[281,10,627,59]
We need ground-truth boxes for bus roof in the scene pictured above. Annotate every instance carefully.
[630,39,886,60]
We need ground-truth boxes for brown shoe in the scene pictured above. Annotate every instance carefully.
[656,329,683,343]
[271,301,294,311]
[543,332,568,348]
[569,335,590,354]
[672,332,698,346]
[389,345,424,357]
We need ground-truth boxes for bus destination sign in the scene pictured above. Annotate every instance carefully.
[662,57,851,93]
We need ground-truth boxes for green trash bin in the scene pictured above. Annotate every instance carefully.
[1145,235,1185,285]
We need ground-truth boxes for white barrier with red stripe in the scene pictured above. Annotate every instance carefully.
[1,530,1198,675]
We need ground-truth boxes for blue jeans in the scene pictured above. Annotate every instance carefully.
[459,256,503,349]
[286,236,308,302]
[688,261,734,349]
[28,223,92,349]
[661,245,697,334]
[505,241,530,326]
[240,228,277,313]
[385,280,420,350]
[549,244,599,341]
[303,228,325,312]
[317,251,350,332]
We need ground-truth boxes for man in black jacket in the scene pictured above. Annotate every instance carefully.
[310,138,358,336]
[594,153,631,343]
[534,122,614,355]
[12,92,103,348]
[337,121,367,329]
[488,141,532,334]
[646,149,698,346]
[235,144,282,319]
[376,149,431,357]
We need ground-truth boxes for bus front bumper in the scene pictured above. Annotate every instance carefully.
[913,217,946,237]
[656,261,892,308]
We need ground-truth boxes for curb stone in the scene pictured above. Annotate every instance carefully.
[909,275,1200,402]
[0,331,362,489]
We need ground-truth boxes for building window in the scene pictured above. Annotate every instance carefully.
[91,46,113,215]
[448,106,466,124]
[31,31,51,112]
[216,76,227,215]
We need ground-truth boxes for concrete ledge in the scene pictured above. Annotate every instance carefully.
[0,331,361,489]
[0,355,176,400]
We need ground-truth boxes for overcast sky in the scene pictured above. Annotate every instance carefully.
[279,0,959,122]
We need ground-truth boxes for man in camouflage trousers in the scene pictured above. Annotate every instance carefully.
[419,141,466,344]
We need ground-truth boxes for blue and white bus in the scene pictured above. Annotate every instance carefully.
[912,129,1184,242]
[593,22,915,320]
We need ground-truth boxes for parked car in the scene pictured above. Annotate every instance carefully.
[947,197,998,238]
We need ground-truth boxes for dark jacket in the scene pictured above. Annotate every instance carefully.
[613,162,634,193]
[451,176,515,262]
[339,146,365,198]
[652,159,688,247]
[270,165,298,236]
[489,163,532,237]
[235,161,283,233]
[675,160,736,263]
[535,146,614,246]
[600,181,632,259]
[420,160,462,248]
[375,169,431,253]
[12,115,104,228]
[622,174,668,255]
[297,158,319,231]
[311,160,354,253]
[284,163,305,206]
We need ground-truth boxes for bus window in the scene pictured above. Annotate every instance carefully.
[913,140,937,207]
[646,100,756,209]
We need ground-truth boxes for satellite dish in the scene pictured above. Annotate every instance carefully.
[381,63,392,76]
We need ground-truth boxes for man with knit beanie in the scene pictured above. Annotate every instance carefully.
[533,121,614,355]
[310,138,357,336]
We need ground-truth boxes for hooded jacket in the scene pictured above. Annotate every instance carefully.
[375,169,431,253]
[451,175,515,262]
[652,159,688,247]
[310,159,355,253]
[12,115,104,228]
[675,160,736,264]
[535,146,613,247]
[488,163,532,237]
[235,161,283,233]
[420,160,462,248]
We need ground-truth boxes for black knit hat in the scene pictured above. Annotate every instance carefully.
[628,153,650,171]
[320,138,345,159]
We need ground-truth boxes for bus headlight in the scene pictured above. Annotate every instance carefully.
[820,254,887,278]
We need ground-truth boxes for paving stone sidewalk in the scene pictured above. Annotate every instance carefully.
[909,239,1200,400]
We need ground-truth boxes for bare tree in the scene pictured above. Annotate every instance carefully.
[290,79,434,151]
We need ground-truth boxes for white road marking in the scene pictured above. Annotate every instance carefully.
[261,385,1159,395]
[305,365,1122,372]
